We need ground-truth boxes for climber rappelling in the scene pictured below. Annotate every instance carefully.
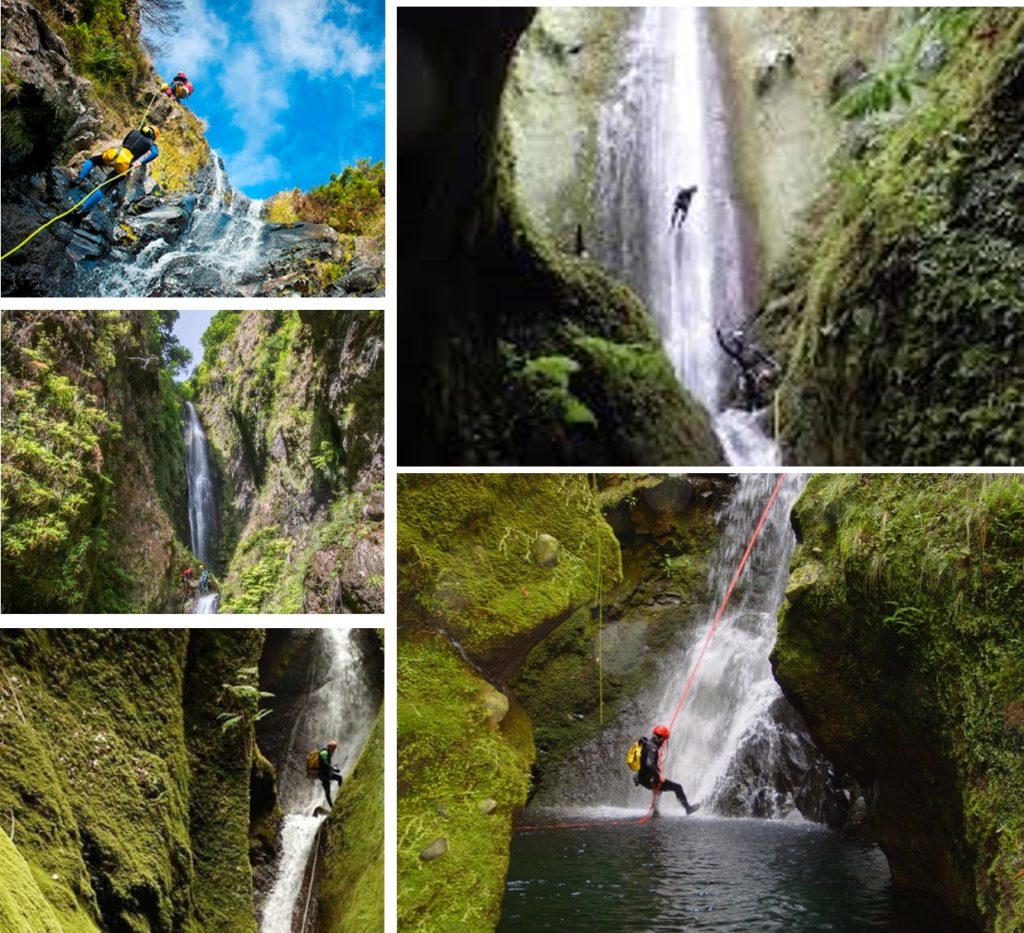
[307,740,344,806]
[73,125,160,218]
[161,71,194,102]
[671,184,698,229]
[715,326,779,412]
[630,724,701,815]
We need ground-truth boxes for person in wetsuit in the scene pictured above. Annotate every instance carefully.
[671,185,698,229]
[75,126,160,215]
[715,326,778,412]
[636,724,700,815]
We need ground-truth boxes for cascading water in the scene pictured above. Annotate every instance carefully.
[85,156,267,296]
[260,630,379,933]
[535,474,814,817]
[596,8,779,465]
[184,401,219,614]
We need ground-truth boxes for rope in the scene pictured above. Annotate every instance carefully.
[596,500,604,726]
[0,171,127,262]
[138,89,161,130]
[515,473,788,834]
[1,85,162,262]
[300,821,324,932]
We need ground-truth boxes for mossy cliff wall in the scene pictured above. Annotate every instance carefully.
[1,311,192,612]
[399,8,720,466]
[512,474,731,788]
[317,706,385,933]
[192,310,384,613]
[0,629,264,932]
[757,10,1024,466]
[774,475,1024,931]
[503,8,632,252]
[397,474,621,930]
[713,8,899,276]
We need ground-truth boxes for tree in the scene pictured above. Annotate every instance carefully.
[153,311,192,377]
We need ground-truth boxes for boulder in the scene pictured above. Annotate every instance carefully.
[532,533,560,567]
[419,838,448,862]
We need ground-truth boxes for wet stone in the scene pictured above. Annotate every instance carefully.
[420,838,448,861]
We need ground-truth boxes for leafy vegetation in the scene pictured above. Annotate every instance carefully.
[760,9,1024,464]
[1,311,189,612]
[263,159,385,238]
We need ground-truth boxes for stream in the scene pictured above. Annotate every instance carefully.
[184,401,219,614]
[260,630,379,932]
[595,8,779,465]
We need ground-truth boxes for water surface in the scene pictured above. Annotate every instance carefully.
[501,815,949,931]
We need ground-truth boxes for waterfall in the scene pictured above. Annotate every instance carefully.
[184,401,217,567]
[595,8,778,465]
[86,156,267,296]
[538,474,814,817]
[260,630,379,932]
[193,593,220,614]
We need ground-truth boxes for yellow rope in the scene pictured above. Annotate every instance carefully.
[1,87,162,263]
[1,171,127,262]
[138,89,161,130]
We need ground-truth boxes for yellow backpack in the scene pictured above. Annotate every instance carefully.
[626,740,643,772]
[306,748,320,778]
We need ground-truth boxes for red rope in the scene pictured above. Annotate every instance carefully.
[515,473,788,834]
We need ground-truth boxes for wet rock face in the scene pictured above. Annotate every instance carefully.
[0,0,101,176]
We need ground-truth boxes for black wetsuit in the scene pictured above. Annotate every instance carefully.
[672,186,698,228]
[317,747,343,806]
[636,736,692,807]
[715,329,776,411]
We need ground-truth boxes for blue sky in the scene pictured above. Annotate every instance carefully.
[173,310,217,374]
[146,0,384,199]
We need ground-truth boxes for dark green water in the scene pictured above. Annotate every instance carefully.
[499,815,955,931]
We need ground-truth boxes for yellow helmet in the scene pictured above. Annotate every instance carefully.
[143,124,160,141]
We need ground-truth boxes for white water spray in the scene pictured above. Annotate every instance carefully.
[91,157,266,296]
[596,8,779,465]
[539,475,809,818]
[260,630,378,932]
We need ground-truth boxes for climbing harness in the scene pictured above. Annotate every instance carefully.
[516,473,789,833]
[1,86,165,263]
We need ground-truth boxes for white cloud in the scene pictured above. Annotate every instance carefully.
[226,141,283,188]
[158,0,229,80]
[250,0,380,78]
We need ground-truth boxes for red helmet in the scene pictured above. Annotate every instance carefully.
[653,724,670,738]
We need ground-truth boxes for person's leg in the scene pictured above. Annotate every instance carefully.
[78,186,106,215]
[321,776,332,807]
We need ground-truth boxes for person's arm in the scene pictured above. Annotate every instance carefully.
[137,145,159,168]
[715,328,739,361]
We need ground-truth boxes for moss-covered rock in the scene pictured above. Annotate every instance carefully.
[192,310,384,614]
[773,474,1024,930]
[0,830,72,933]
[0,630,265,930]
[397,632,536,932]
[398,473,621,929]
[1,311,192,612]
[316,707,384,932]
[758,10,1024,465]
[398,473,621,683]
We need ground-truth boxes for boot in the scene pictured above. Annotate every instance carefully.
[685,802,701,816]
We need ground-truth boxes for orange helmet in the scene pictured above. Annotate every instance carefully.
[652,724,670,739]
